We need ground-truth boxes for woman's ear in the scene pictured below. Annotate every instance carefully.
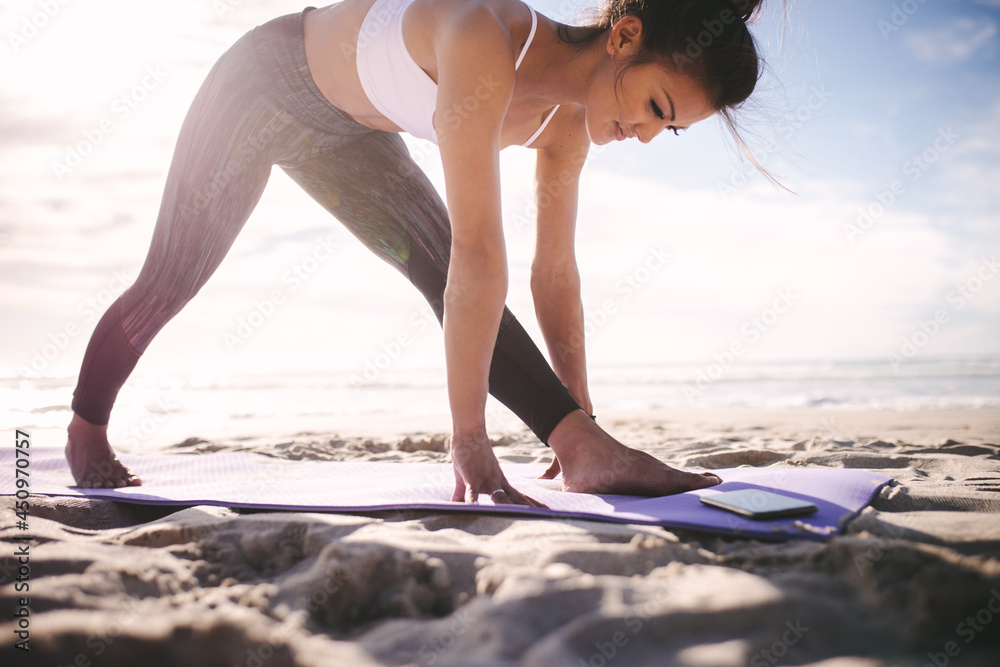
[608,15,645,58]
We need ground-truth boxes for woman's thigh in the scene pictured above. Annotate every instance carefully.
[280,131,454,279]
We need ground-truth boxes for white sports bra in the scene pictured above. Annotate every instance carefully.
[356,0,559,146]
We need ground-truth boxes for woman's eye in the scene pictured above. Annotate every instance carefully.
[668,126,680,136]
[651,100,665,120]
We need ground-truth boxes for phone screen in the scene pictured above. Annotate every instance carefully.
[700,489,818,520]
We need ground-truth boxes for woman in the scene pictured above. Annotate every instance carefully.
[67,0,768,504]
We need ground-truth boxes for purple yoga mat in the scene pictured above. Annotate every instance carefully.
[2,447,891,541]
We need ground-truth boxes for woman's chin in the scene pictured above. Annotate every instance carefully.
[589,130,613,146]
[583,121,610,146]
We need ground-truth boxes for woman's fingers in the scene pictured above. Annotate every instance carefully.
[489,488,510,504]
[465,482,487,504]
[451,465,473,502]
[493,485,549,509]
[450,482,548,508]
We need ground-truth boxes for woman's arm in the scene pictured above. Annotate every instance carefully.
[433,4,542,506]
[530,116,593,414]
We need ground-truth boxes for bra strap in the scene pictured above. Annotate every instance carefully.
[514,5,537,71]
[521,105,560,147]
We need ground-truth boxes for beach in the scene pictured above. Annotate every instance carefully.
[3,407,999,666]
[1,0,999,664]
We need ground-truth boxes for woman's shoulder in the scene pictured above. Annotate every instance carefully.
[409,0,535,60]
[412,0,531,25]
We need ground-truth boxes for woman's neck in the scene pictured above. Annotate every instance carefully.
[517,17,606,108]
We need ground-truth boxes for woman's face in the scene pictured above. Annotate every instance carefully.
[586,20,716,145]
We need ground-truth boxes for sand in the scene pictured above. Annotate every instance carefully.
[2,409,1000,666]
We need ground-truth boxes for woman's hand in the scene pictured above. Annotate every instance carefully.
[450,429,547,507]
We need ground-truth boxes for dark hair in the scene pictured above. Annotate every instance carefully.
[560,0,779,182]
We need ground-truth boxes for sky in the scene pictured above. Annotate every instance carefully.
[0,0,998,384]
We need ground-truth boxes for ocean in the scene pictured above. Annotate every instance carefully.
[4,359,998,450]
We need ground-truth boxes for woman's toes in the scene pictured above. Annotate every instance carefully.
[696,472,722,488]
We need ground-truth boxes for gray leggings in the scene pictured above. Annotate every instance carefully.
[72,7,581,443]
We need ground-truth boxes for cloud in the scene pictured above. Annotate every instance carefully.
[904,17,998,64]
[930,96,1000,216]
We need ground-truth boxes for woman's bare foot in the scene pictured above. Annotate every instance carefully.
[545,410,721,496]
[65,414,142,488]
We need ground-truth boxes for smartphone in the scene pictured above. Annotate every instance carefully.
[700,489,818,520]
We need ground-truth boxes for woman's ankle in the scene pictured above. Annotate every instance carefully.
[69,412,108,433]
[548,409,603,461]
